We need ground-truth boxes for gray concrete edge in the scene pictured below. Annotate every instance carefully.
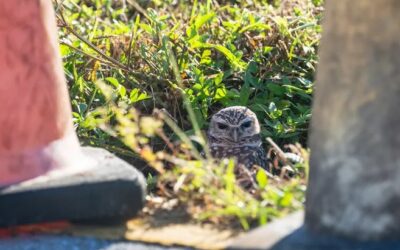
[228,211,304,250]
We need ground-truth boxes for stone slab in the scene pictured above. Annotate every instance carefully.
[0,147,146,227]
[229,211,303,250]
[229,211,400,250]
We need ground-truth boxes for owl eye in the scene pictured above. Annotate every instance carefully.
[241,121,252,128]
[217,123,228,130]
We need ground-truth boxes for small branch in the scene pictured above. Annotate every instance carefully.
[56,5,174,86]
[126,20,136,69]
[61,22,132,71]
[60,42,120,70]
[126,0,151,20]
[266,137,294,169]
[156,129,178,155]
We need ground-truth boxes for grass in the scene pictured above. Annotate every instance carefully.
[55,0,323,230]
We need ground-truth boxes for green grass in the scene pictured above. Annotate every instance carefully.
[55,0,323,230]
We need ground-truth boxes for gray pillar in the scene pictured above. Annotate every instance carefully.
[306,0,400,240]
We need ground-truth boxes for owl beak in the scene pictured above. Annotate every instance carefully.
[232,129,239,142]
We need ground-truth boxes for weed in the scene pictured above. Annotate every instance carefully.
[55,0,323,230]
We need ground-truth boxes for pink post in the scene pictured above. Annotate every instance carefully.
[0,0,87,186]
[0,1,145,227]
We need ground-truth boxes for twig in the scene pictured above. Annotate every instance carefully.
[126,18,136,69]
[60,42,121,70]
[61,21,132,71]
[126,0,151,20]
[156,128,178,155]
[56,5,173,85]
[154,109,203,160]
[266,137,294,168]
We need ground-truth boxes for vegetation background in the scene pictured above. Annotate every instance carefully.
[55,0,323,230]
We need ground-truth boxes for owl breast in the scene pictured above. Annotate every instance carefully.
[210,145,267,170]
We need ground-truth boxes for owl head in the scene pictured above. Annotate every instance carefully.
[208,106,261,145]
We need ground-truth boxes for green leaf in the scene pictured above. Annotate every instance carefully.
[193,42,247,70]
[214,87,227,100]
[267,83,286,96]
[263,46,273,54]
[140,23,153,35]
[256,169,268,189]
[268,102,283,119]
[239,23,270,33]
[239,83,250,106]
[130,88,150,103]
[105,77,119,87]
[244,61,259,87]
[78,103,87,114]
[105,77,126,98]
[279,192,293,207]
[195,12,216,30]
[213,72,224,86]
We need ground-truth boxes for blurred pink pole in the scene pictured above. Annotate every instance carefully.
[0,0,85,186]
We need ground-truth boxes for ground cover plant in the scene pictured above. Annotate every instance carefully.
[55,0,323,230]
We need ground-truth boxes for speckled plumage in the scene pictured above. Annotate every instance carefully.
[207,106,267,170]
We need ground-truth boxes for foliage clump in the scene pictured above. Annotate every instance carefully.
[56,0,323,230]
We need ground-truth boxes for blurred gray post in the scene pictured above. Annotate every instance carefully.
[306,0,400,240]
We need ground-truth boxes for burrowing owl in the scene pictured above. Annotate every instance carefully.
[207,106,267,170]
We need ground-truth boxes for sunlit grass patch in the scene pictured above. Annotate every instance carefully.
[55,0,323,230]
